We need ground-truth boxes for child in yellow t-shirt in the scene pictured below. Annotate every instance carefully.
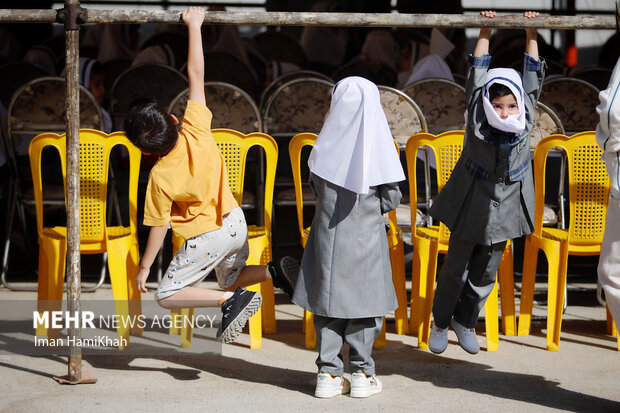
[123,7,298,344]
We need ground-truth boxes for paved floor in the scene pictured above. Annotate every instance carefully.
[0,279,619,413]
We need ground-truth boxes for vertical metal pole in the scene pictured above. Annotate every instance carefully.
[64,0,82,383]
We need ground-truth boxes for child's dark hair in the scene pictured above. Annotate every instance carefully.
[489,83,514,101]
[124,101,178,155]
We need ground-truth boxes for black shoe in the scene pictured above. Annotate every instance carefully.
[268,256,300,299]
[216,288,262,344]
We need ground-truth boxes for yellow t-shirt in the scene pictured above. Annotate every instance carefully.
[143,100,238,240]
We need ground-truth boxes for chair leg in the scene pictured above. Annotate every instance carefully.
[170,309,182,335]
[518,239,539,336]
[260,279,276,334]
[484,280,499,352]
[410,235,431,337]
[246,282,262,349]
[36,238,66,340]
[126,241,143,336]
[606,306,617,336]
[417,237,439,350]
[389,228,409,335]
[304,310,316,349]
[180,308,195,349]
[546,242,568,352]
[498,241,516,336]
[0,180,16,289]
[106,242,134,348]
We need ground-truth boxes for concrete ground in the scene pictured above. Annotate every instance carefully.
[0,278,619,413]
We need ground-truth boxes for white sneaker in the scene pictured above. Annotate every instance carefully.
[428,322,448,354]
[350,372,382,398]
[314,373,351,398]
[450,318,480,354]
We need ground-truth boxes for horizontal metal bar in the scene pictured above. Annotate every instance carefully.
[0,9,616,29]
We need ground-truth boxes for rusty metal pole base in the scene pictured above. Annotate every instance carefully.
[53,370,97,385]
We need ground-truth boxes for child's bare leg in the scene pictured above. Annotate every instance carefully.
[158,287,228,309]
[226,265,270,291]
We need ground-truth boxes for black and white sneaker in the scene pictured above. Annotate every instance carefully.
[216,288,262,344]
[268,256,300,299]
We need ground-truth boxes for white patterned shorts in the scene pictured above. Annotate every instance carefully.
[155,207,249,300]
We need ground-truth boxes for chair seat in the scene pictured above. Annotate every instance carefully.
[42,225,134,252]
[275,186,316,206]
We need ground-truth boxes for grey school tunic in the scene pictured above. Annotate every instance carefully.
[429,54,546,245]
[292,173,401,319]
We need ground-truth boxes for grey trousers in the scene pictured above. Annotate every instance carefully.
[314,315,383,377]
[432,236,507,329]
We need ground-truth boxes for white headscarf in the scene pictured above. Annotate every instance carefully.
[404,54,454,86]
[482,68,526,134]
[308,76,405,194]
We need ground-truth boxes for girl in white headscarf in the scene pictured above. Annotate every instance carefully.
[292,76,404,399]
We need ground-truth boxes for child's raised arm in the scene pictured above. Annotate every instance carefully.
[524,11,540,61]
[473,11,495,57]
[182,7,206,104]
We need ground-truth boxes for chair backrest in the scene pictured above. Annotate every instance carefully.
[331,58,397,87]
[401,78,466,135]
[568,66,613,91]
[289,132,401,247]
[28,129,141,242]
[405,131,464,241]
[202,51,259,100]
[110,63,188,130]
[378,85,427,147]
[253,31,308,69]
[0,61,52,108]
[212,129,278,231]
[539,77,600,134]
[140,31,189,70]
[7,76,103,164]
[263,77,334,137]
[259,70,333,113]
[289,132,317,246]
[531,102,565,148]
[533,132,610,245]
[168,82,262,134]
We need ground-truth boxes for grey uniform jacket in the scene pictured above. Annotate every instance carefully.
[429,54,546,245]
[292,173,401,319]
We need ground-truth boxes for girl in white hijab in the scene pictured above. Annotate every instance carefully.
[293,76,404,399]
[308,76,405,194]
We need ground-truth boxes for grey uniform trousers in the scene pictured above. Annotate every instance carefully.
[314,315,383,376]
[432,236,507,329]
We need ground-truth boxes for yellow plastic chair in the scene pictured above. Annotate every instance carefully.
[170,129,278,349]
[30,130,142,347]
[406,131,516,352]
[289,132,409,350]
[518,132,612,351]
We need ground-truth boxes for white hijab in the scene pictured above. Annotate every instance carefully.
[482,68,526,134]
[308,76,405,194]
[404,54,454,86]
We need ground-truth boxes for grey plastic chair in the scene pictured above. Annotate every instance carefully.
[402,78,466,135]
